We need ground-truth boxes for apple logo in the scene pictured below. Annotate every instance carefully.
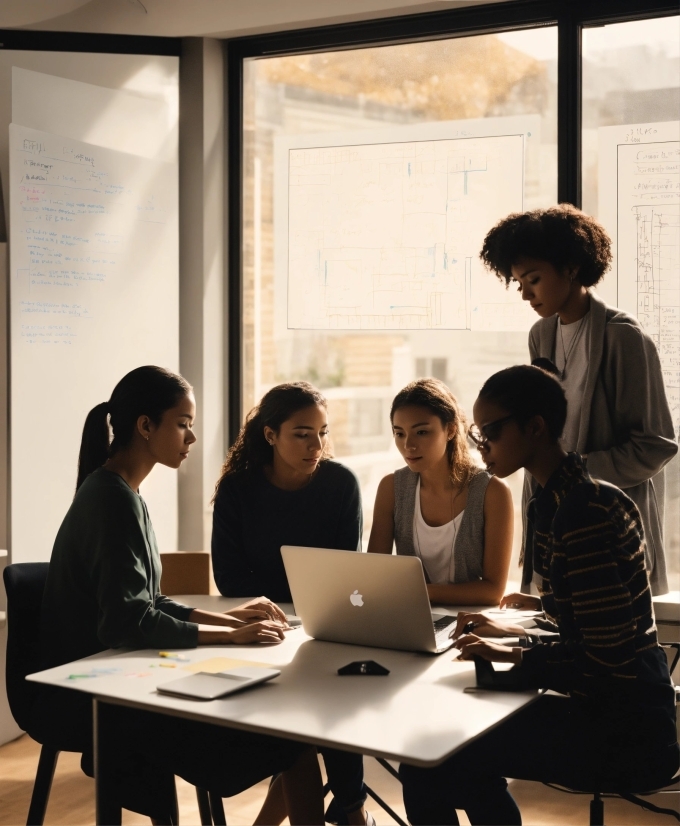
[350,589,364,607]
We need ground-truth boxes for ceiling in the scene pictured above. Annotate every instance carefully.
[1,0,506,40]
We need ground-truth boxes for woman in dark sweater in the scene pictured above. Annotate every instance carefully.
[212,382,362,602]
[35,366,323,824]
[212,382,370,826]
[399,365,679,825]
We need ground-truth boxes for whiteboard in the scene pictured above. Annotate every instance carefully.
[9,123,179,562]
[598,122,680,433]
[278,118,539,334]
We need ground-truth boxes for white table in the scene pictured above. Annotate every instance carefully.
[27,596,540,824]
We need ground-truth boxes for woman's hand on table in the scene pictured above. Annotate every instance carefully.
[197,620,287,646]
[499,592,541,612]
[453,634,522,665]
[226,597,288,625]
[450,611,526,641]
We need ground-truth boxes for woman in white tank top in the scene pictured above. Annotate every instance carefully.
[367,378,514,606]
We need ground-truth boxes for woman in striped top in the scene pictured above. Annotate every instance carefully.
[399,365,678,826]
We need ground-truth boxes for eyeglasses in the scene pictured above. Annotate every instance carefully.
[468,415,516,447]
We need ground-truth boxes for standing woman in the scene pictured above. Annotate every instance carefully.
[480,204,678,594]
[34,366,323,824]
[211,381,370,826]
[399,366,679,825]
[367,379,513,606]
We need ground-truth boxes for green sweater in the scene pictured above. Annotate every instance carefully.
[41,468,198,670]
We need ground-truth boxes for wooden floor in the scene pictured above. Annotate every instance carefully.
[0,733,677,825]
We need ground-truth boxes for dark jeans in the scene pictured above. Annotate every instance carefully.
[399,693,679,826]
[321,748,366,815]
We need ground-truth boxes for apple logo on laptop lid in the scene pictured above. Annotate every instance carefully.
[350,589,364,607]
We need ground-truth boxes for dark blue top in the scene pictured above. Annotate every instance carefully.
[211,460,362,603]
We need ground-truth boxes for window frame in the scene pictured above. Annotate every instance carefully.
[227,0,678,441]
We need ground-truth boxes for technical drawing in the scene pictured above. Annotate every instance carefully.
[614,138,680,432]
[286,134,532,331]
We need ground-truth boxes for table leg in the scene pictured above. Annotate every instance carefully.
[93,699,122,826]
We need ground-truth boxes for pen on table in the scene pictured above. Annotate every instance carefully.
[158,651,189,661]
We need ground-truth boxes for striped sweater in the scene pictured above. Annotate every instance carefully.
[522,453,667,702]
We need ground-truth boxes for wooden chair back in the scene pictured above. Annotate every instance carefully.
[160,551,211,596]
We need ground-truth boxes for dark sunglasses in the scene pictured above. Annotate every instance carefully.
[468,415,516,447]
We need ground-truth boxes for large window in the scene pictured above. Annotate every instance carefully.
[582,15,680,590]
[242,28,558,567]
[235,4,680,589]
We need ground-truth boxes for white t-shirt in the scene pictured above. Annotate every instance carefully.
[412,477,464,584]
[555,312,591,452]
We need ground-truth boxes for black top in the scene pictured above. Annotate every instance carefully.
[211,460,362,603]
[41,468,197,671]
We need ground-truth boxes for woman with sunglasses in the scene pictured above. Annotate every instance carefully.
[481,204,677,595]
[399,365,679,825]
[367,378,513,606]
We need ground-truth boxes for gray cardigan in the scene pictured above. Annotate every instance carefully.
[394,466,491,583]
[522,291,678,595]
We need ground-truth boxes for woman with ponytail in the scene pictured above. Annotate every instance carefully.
[35,366,323,824]
[211,382,370,826]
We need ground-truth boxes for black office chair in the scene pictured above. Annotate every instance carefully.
[3,563,58,826]
[544,647,680,826]
[3,562,194,826]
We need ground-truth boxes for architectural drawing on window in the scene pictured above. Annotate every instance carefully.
[284,130,537,332]
[599,123,680,433]
[623,139,679,432]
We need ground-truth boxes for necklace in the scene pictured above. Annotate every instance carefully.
[412,478,463,583]
[558,315,587,380]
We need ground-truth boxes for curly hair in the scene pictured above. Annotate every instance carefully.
[480,204,612,288]
[390,378,478,489]
[212,382,332,500]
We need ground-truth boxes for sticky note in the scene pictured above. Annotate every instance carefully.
[183,657,271,674]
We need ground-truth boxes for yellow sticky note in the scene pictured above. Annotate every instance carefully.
[183,657,271,674]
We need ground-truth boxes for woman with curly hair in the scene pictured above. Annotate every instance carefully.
[367,378,513,606]
[480,204,677,594]
[211,381,372,826]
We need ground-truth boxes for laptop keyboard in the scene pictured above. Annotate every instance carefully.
[433,615,456,641]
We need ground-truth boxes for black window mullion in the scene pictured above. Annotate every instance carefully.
[226,43,245,447]
[557,5,581,206]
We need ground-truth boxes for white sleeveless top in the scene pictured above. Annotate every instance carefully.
[413,477,465,584]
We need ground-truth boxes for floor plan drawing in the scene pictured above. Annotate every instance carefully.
[285,133,533,331]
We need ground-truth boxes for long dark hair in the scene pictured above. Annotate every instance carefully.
[213,381,331,499]
[390,378,478,488]
[76,366,192,490]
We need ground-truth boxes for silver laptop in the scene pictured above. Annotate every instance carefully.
[281,546,456,654]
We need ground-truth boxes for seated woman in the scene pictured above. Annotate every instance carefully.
[399,365,679,826]
[480,205,677,594]
[211,381,370,826]
[34,366,323,824]
[212,381,362,602]
[367,378,513,606]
